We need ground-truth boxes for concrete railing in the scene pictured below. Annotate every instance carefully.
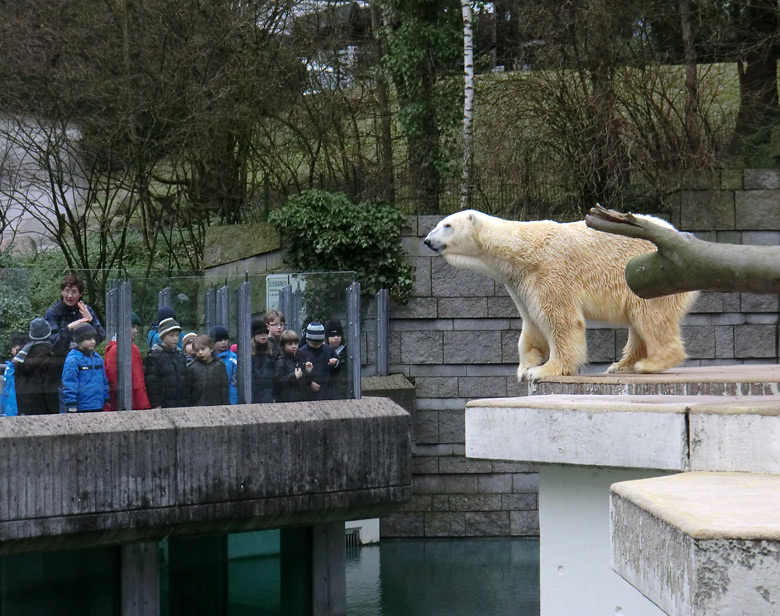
[0,398,411,555]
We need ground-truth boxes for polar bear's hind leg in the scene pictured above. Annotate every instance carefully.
[628,301,688,374]
[607,327,647,373]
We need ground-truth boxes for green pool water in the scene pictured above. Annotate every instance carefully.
[0,535,540,615]
[344,538,540,616]
[228,536,540,616]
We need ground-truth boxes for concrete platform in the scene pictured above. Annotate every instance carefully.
[529,364,780,396]
[465,366,780,615]
[467,394,780,474]
[612,472,780,615]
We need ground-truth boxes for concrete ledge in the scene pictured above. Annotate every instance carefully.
[466,394,780,473]
[466,395,690,470]
[362,374,417,439]
[688,399,780,473]
[528,365,780,396]
[0,399,411,554]
[611,472,780,615]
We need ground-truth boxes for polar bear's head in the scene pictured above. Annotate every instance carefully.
[423,210,483,257]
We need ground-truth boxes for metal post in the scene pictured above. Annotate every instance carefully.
[105,287,118,348]
[375,288,389,376]
[116,280,132,411]
[158,287,172,311]
[236,279,252,404]
[291,287,304,335]
[204,288,217,334]
[216,285,230,329]
[279,284,292,329]
[105,281,132,411]
[346,281,361,399]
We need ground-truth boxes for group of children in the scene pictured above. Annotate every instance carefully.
[0,303,349,415]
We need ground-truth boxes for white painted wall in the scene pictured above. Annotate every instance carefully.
[539,465,668,616]
[346,518,380,544]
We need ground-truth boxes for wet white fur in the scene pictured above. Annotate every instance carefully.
[424,210,698,380]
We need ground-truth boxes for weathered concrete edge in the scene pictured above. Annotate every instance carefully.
[611,473,780,541]
[0,487,410,555]
[612,490,694,615]
[466,395,780,473]
[465,404,688,471]
[0,399,412,554]
[612,488,780,615]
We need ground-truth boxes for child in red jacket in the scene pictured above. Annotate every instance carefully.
[105,312,151,411]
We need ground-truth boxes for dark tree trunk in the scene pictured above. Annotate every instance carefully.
[733,0,779,138]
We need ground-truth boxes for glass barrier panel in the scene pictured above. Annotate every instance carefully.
[0,269,359,411]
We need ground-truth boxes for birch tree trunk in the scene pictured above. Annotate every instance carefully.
[460,0,474,210]
[679,0,700,152]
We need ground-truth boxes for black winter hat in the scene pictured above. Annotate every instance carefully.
[252,319,268,336]
[324,319,344,338]
[210,325,229,342]
[131,312,142,326]
[306,321,325,341]
[74,322,97,343]
[28,317,52,341]
[156,306,176,323]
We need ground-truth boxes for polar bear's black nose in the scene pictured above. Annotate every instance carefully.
[423,238,432,247]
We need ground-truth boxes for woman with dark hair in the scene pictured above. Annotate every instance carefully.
[44,274,105,358]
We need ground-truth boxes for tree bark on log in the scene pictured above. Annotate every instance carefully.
[585,204,780,298]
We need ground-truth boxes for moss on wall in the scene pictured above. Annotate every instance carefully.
[203,223,281,268]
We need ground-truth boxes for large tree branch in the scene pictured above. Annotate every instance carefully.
[585,203,780,298]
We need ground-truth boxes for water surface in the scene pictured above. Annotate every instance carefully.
[345,538,540,616]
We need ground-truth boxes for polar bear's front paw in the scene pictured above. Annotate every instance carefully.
[524,360,572,381]
[606,361,636,374]
[517,350,545,381]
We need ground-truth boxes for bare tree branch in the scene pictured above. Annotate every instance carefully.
[586,203,780,298]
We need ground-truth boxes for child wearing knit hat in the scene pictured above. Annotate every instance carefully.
[62,322,109,412]
[250,319,275,403]
[210,325,238,404]
[14,317,60,415]
[144,318,189,409]
[181,332,198,365]
[299,321,340,401]
[146,306,179,351]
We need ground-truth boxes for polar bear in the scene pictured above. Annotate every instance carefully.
[423,209,698,380]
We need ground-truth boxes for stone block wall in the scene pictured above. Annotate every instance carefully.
[380,184,780,537]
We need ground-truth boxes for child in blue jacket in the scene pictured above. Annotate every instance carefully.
[62,323,109,413]
[1,333,29,416]
[210,326,238,404]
